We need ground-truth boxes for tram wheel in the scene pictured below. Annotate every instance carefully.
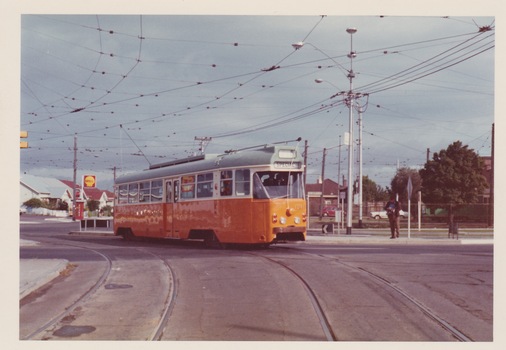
[203,233,224,249]
[122,229,135,241]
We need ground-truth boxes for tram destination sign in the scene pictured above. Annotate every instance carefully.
[274,161,302,169]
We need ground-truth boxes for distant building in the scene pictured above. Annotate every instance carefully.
[480,156,492,204]
[305,178,347,216]
[20,174,73,209]
[20,175,114,214]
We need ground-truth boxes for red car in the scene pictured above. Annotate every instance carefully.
[322,206,337,217]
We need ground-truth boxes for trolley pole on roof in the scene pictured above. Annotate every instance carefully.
[194,136,212,155]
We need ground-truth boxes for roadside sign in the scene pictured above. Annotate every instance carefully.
[83,175,97,188]
[407,176,413,199]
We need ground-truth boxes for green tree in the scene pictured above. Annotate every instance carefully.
[390,167,422,206]
[362,175,389,202]
[86,199,100,213]
[419,141,488,225]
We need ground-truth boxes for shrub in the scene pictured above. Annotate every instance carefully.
[23,198,45,208]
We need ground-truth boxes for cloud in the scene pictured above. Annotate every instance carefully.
[19,14,494,188]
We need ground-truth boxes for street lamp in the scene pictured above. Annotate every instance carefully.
[345,27,357,235]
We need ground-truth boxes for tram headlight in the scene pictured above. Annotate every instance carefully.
[294,217,301,224]
[280,217,287,225]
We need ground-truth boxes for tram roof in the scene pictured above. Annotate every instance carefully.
[115,145,303,185]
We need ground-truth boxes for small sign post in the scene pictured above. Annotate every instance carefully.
[407,176,413,239]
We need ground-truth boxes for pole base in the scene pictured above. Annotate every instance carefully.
[346,227,352,235]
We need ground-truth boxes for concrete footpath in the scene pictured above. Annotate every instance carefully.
[20,228,493,300]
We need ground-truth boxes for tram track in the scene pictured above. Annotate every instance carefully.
[136,247,179,341]
[248,252,337,341]
[22,245,113,340]
[350,263,473,341]
[20,232,486,341]
[278,246,474,342]
[21,238,178,341]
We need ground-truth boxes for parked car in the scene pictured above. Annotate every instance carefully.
[370,209,406,220]
[322,206,338,217]
[19,205,27,215]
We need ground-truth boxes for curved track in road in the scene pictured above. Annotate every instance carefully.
[137,247,179,341]
[251,253,337,341]
[251,245,476,341]
[22,245,113,340]
[21,239,178,341]
[351,263,472,341]
[20,230,491,341]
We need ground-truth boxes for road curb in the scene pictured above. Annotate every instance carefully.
[20,259,69,299]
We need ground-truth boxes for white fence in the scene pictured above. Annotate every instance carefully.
[24,207,68,217]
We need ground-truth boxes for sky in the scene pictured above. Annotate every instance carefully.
[11,3,497,191]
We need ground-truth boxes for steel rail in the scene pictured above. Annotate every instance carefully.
[251,253,337,341]
[354,265,473,342]
[138,248,178,341]
[22,246,112,340]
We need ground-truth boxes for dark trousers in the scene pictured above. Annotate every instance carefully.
[388,215,400,237]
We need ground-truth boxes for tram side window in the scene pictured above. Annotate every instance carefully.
[118,185,128,204]
[197,173,213,198]
[151,180,163,202]
[128,183,139,203]
[180,175,195,200]
[220,170,233,196]
[139,182,151,203]
[235,169,250,196]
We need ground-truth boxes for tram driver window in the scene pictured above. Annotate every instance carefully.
[253,171,304,199]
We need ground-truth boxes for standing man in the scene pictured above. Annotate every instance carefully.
[385,195,401,239]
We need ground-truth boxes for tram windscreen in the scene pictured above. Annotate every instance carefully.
[253,171,304,199]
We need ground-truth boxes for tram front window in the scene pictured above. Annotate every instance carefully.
[253,171,304,199]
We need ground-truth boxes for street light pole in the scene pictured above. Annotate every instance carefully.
[358,105,363,228]
[345,27,357,235]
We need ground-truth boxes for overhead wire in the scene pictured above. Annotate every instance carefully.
[20,15,493,175]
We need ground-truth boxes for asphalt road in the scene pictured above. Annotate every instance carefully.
[19,215,493,341]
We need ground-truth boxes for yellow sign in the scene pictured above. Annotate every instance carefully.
[20,131,28,148]
[83,175,97,188]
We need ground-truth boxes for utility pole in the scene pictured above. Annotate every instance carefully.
[337,135,341,210]
[345,27,357,235]
[319,148,327,219]
[303,140,308,189]
[489,123,494,226]
[72,134,77,221]
[358,106,364,228]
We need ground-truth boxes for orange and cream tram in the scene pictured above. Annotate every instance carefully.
[113,145,307,246]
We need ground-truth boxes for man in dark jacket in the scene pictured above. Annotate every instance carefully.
[384,196,401,239]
